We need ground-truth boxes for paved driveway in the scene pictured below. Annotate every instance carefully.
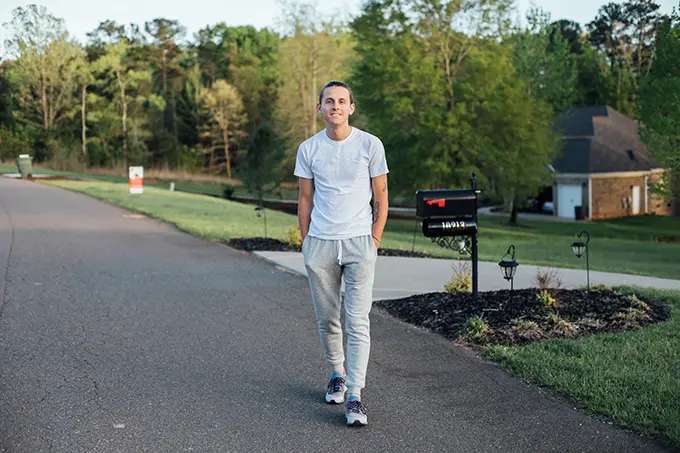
[0,177,673,452]
[255,251,680,301]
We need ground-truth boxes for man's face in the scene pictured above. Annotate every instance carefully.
[318,86,355,126]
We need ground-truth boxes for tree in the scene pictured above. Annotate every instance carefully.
[275,0,355,171]
[241,120,285,198]
[4,6,83,140]
[92,42,164,170]
[512,7,578,114]
[459,40,560,225]
[550,20,584,55]
[350,0,515,195]
[0,65,16,130]
[73,54,92,170]
[144,18,186,147]
[586,0,662,115]
[203,80,247,178]
[638,8,680,214]
[414,0,513,111]
[349,0,447,195]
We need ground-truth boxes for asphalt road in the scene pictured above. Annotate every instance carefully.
[0,177,674,453]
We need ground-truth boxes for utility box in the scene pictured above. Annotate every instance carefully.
[16,154,32,179]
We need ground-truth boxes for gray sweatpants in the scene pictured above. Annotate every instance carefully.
[302,234,377,395]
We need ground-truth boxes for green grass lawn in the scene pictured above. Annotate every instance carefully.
[36,179,299,240]
[486,286,680,450]
[35,178,680,280]
[386,215,680,280]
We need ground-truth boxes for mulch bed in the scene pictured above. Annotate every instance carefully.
[376,288,670,347]
[225,237,435,258]
[226,236,670,348]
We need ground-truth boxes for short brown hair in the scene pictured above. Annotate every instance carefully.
[318,81,354,105]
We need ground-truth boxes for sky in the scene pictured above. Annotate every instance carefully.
[0,0,678,51]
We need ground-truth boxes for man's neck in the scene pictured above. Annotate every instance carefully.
[325,124,352,142]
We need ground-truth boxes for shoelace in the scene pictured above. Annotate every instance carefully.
[346,400,367,415]
[328,376,345,393]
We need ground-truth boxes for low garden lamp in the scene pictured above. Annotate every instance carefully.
[498,245,519,291]
[571,231,590,290]
[254,203,268,238]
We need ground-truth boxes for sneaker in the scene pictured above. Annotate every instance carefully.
[325,376,347,404]
[345,399,368,426]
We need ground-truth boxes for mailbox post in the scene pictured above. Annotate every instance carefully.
[416,174,480,297]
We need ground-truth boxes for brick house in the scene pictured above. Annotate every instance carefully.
[551,106,673,220]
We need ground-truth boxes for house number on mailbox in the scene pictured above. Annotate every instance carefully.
[443,221,467,230]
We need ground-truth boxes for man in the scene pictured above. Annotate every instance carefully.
[294,80,389,426]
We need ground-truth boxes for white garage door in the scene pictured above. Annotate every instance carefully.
[558,184,582,219]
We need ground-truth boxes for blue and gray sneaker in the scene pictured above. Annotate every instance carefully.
[345,397,368,426]
[325,374,347,404]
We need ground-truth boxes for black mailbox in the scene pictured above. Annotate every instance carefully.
[415,174,480,297]
[416,189,476,220]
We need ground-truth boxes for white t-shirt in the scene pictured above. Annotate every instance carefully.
[294,127,389,240]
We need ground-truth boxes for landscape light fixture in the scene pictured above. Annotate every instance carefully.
[498,244,519,291]
[254,202,268,238]
[571,230,590,289]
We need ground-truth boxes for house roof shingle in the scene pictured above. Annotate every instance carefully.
[553,106,660,174]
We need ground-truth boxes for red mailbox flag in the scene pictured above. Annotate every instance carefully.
[426,199,446,207]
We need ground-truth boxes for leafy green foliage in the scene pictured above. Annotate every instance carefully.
[464,315,491,340]
[537,289,558,308]
[638,11,680,210]
[444,259,472,293]
[284,224,302,248]
[0,0,675,205]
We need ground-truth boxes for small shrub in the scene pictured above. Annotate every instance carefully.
[617,307,650,323]
[591,283,610,292]
[284,224,302,248]
[512,319,538,332]
[535,267,563,290]
[444,259,471,293]
[553,319,579,336]
[580,317,603,329]
[465,315,490,339]
[547,312,559,326]
[627,294,651,312]
[537,289,558,308]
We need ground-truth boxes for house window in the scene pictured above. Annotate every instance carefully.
[627,150,635,160]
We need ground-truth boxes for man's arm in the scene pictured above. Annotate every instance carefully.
[371,174,389,248]
[298,177,314,241]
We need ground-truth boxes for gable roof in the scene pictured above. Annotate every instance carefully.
[553,106,661,174]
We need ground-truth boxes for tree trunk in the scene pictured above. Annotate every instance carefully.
[510,202,519,226]
[81,82,87,173]
[298,70,307,138]
[310,40,318,136]
[222,126,231,179]
[41,53,48,130]
[172,88,178,140]
[49,84,55,130]
[673,175,680,217]
[162,48,168,95]
[116,70,128,171]
[617,71,622,111]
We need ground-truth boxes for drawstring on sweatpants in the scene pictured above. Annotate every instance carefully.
[337,240,343,265]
